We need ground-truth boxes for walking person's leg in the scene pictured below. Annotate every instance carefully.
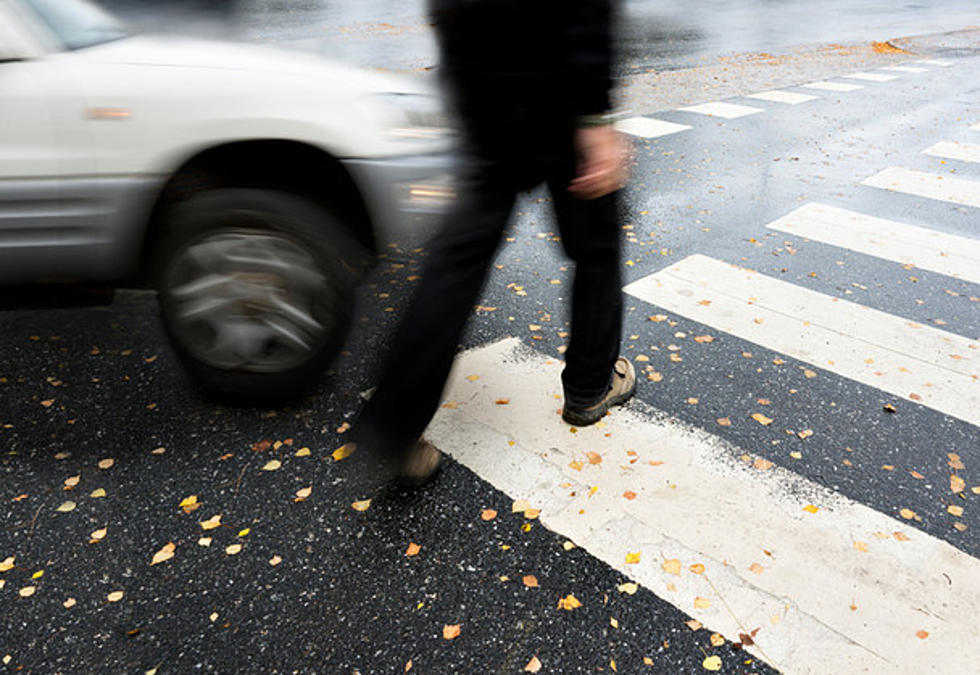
[354,165,517,480]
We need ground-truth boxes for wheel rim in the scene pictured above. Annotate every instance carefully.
[162,229,337,372]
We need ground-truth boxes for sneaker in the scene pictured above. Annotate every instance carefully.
[396,438,443,487]
[561,357,636,426]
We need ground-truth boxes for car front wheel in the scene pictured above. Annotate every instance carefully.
[155,189,361,400]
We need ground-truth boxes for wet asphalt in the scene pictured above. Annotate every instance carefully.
[3,4,980,674]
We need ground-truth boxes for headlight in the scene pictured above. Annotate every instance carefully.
[360,93,453,141]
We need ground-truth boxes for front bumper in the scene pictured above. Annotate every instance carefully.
[341,152,458,251]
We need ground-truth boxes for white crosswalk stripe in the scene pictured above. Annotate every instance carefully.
[677,102,764,119]
[883,66,930,73]
[765,202,980,284]
[862,167,980,208]
[745,90,818,104]
[614,117,692,138]
[923,140,980,163]
[843,72,899,82]
[971,123,980,131]
[802,81,863,92]
[624,255,979,426]
[429,338,980,675]
[915,59,953,67]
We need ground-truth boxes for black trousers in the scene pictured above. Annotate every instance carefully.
[355,135,623,459]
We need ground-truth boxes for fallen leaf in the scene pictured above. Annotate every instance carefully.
[685,619,702,631]
[90,527,107,541]
[797,429,814,440]
[40,399,55,408]
[512,499,532,514]
[716,417,731,426]
[261,459,282,471]
[557,594,582,610]
[332,444,355,461]
[200,514,222,530]
[522,575,538,588]
[803,504,819,514]
[947,505,964,517]
[150,542,175,566]
[525,508,541,519]
[179,495,200,513]
[55,501,76,513]
[525,656,542,673]
[617,582,638,595]
[465,375,480,382]
[198,537,212,547]
[710,633,725,647]
[295,486,313,502]
[481,509,497,521]
[63,475,81,490]
[803,369,817,379]
[749,562,764,574]
[689,563,705,575]
[406,543,421,557]
[893,532,910,542]
[351,499,371,512]
[19,586,36,597]
[151,447,166,455]
[563,541,576,551]
[625,551,641,564]
[225,544,242,556]
[694,335,714,343]
[295,447,311,457]
[916,630,929,639]
[106,591,124,602]
[587,452,603,465]
[702,655,722,671]
[269,555,282,566]
[852,541,869,553]
[90,488,106,498]
[63,597,76,608]
[751,413,773,426]
[568,460,584,471]
[623,491,637,500]
[950,475,966,493]
[883,403,897,413]
[238,528,250,537]
[953,522,967,532]
[495,398,510,405]
[0,556,14,571]
[899,508,920,521]
[442,624,461,640]
[693,597,711,609]
[97,458,114,470]
[753,458,774,471]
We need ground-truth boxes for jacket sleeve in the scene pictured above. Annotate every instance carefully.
[564,0,615,117]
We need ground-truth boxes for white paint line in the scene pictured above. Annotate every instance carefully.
[924,140,980,164]
[862,166,980,209]
[428,338,980,675]
[744,90,818,104]
[972,123,980,132]
[624,255,980,425]
[802,81,863,92]
[614,117,692,139]
[882,66,930,73]
[676,102,764,119]
[843,72,899,82]
[915,59,953,67]
[766,202,980,285]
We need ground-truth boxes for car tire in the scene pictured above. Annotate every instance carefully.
[154,188,363,401]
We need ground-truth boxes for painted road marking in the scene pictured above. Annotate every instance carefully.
[882,66,930,73]
[843,72,899,82]
[427,338,980,675]
[923,140,980,164]
[802,81,863,92]
[614,117,692,139]
[972,123,980,131]
[744,90,818,105]
[766,202,980,285]
[915,59,953,67]
[623,255,980,425]
[677,102,764,119]
[862,167,980,209]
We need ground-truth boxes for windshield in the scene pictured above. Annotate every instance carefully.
[23,0,128,50]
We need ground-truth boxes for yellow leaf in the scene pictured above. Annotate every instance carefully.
[702,655,722,671]
[693,597,711,609]
[617,582,638,595]
[19,585,36,597]
[625,551,641,564]
[332,444,355,461]
[0,556,15,572]
[295,486,313,501]
[406,542,421,557]
[753,457,774,471]
[465,374,480,382]
[689,563,705,575]
[803,504,819,514]
[238,529,250,537]
[716,417,731,426]
[852,541,869,553]
[63,475,81,490]
[198,537,212,547]
[525,655,542,673]
[200,514,222,530]
[90,527,107,541]
[610,617,619,629]
[106,591,124,602]
[947,505,964,517]
[63,597,76,608]
[150,543,175,566]
[751,413,773,426]
[899,508,920,521]
[55,501,76,513]
[512,499,531,514]
[351,499,371,512]
[557,594,582,610]
[442,624,461,640]
[685,619,703,631]
[261,459,282,471]
[893,531,911,542]
[90,488,106,498]
[225,544,242,555]
[269,555,282,566]
[563,541,576,551]
[710,633,725,647]
[179,495,199,509]
[97,458,114,470]
[662,558,681,576]
[797,429,814,440]
[610,658,617,672]
[295,447,311,457]
[803,369,817,379]
[950,474,966,493]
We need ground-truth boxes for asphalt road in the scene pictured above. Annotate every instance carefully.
[3,6,980,675]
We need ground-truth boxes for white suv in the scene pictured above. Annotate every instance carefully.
[0,0,454,399]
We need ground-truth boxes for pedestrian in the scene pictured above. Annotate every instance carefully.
[354,0,634,485]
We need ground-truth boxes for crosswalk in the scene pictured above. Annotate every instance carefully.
[439,58,979,674]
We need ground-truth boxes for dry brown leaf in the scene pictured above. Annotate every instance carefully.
[525,656,542,673]
[751,413,773,426]
[950,474,966,493]
[623,491,637,500]
[200,514,222,530]
[749,562,765,574]
[150,542,175,566]
[442,624,461,640]
[689,563,705,575]
[710,633,725,647]
[495,398,510,405]
[557,594,582,610]
[406,543,421,557]
[662,558,681,576]
[587,452,602,465]
[522,575,538,588]
[716,417,731,426]
[351,500,371,512]
[481,509,497,521]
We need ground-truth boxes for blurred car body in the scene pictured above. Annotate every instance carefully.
[0,0,455,399]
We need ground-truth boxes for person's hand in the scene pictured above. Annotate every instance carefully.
[568,125,630,200]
